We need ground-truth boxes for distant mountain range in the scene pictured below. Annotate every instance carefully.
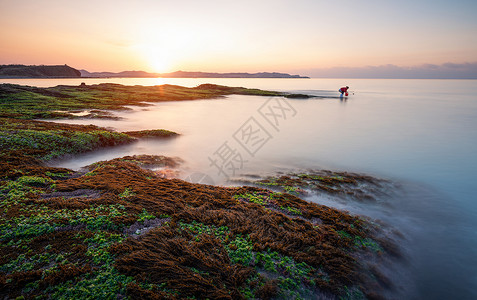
[0,64,308,78]
[79,70,309,78]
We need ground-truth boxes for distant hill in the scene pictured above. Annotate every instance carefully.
[0,65,308,78]
[0,65,81,78]
[80,69,309,78]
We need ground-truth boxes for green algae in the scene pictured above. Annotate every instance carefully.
[0,83,290,120]
[234,191,270,205]
[0,127,131,160]
[118,187,136,199]
[123,129,179,138]
[0,118,134,161]
[234,191,305,218]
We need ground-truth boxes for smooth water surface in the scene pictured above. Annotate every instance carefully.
[4,77,477,299]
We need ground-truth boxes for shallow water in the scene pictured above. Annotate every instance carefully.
[5,77,477,299]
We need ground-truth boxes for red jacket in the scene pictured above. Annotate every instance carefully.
[339,87,348,93]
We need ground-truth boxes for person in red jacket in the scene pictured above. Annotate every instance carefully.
[339,86,349,96]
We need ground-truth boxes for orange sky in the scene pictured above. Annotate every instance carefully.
[1,0,476,75]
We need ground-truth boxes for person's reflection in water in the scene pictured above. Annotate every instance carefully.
[340,94,348,104]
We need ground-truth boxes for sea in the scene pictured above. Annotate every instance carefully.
[2,77,476,299]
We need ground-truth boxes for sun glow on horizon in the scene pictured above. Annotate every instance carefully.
[136,44,174,73]
[132,22,197,73]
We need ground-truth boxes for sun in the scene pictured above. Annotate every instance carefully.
[139,46,173,73]
[132,24,192,73]
[148,55,171,74]
[133,40,175,73]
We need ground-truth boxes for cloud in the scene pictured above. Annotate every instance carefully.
[303,62,477,79]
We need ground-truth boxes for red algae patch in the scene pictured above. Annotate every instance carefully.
[1,154,401,299]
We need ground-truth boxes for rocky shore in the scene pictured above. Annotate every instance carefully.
[0,83,402,299]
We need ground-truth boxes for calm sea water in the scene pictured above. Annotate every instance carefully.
[3,77,477,299]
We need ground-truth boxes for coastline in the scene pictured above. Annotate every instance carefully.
[0,83,403,299]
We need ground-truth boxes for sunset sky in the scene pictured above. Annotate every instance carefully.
[1,0,476,77]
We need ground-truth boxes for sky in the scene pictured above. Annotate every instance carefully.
[1,0,477,78]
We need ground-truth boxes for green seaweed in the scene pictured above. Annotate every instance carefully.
[233,192,269,205]
[118,187,136,199]
[136,209,156,223]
